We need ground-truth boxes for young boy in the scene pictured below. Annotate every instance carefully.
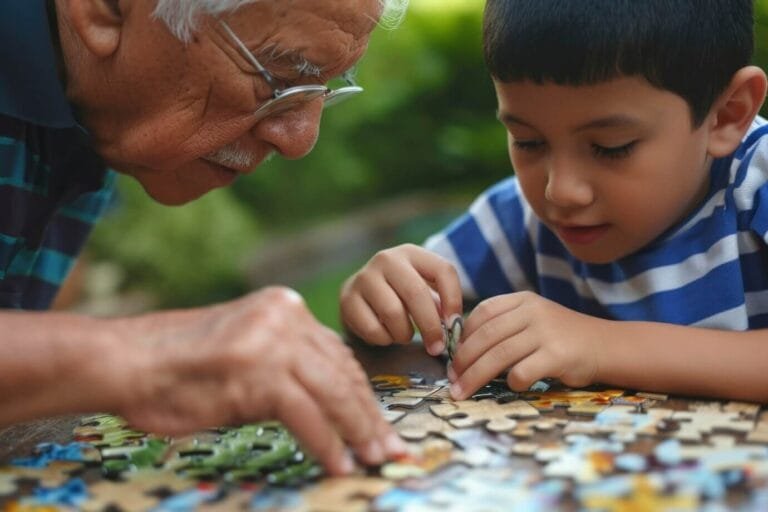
[340,0,768,403]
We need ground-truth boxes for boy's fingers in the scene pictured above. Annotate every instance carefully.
[343,294,395,345]
[408,250,464,321]
[463,293,526,338]
[451,335,536,400]
[430,261,464,322]
[453,309,527,375]
[362,276,414,343]
[390,278,444,355]
[504,351,552,392]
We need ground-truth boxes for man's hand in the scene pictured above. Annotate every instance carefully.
[448,291,603,399]
[340,244,463,356]
[113,286,405,475]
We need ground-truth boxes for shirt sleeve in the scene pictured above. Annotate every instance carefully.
[423,177,538,302]
[732,121,768,241]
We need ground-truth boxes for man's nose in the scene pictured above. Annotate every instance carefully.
[254,100,324,159]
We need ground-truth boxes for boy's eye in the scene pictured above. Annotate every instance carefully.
[512,139,546,152]
[591,141,637,159]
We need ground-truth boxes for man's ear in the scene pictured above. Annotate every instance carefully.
[707,66,768,158]
[62,0,123,58]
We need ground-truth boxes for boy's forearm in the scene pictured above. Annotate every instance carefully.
[0,312,135,425]
[595,321,768,402]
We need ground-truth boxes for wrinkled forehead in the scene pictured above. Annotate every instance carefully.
[223,0,382,74]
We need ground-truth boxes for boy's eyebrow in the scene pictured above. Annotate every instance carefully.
[496,111,532,127]
[573,115,642,133]
[496,111,642,132]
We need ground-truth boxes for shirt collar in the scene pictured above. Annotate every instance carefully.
[0,0,77,128]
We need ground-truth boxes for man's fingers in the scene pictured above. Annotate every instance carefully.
[294,354,391,466]
[271,382,353,476]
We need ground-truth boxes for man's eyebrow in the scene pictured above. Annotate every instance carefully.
[256,44,324,78]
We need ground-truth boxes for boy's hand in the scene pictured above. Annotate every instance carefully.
[340,244,463,356]
[448,291,604,399]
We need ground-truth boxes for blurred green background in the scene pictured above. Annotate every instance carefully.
[80,0,768,330]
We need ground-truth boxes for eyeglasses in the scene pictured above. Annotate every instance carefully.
[219,21,363,122]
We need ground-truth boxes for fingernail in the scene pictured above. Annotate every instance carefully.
[450,382,463,400]
[447,363,457,382]
[336,451,355,475]
[363,440,384,463]
[429,340,445,356]
[384,432,408,455]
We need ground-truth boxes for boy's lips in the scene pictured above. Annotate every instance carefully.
[555,223,611,245]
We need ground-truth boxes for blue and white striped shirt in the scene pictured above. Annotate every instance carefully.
[425,115,768,330]
[0,0,114,310]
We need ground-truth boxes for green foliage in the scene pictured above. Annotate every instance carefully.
[87,0,768,311]
[88,178,259,307]
[758,0,768,118]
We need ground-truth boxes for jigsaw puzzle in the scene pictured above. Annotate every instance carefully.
[2,373,768,511]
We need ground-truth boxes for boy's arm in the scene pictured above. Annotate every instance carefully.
[451,293,768,404]
[595,321,768,403]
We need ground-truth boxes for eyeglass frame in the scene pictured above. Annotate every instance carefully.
[218,20,363,122]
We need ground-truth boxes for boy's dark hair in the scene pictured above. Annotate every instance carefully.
[483,0,754,126]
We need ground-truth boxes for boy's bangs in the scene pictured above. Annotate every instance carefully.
[482,0,753,125]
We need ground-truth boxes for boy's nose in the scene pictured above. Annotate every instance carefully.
[544,164,595,208]
[253,99,324,159]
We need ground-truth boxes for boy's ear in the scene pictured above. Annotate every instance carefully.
[61,0,123,58]
[707,66,768,158]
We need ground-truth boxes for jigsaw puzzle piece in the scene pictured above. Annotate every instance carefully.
[393,411,457,441]
[380,438,456,479]
[301,476,393,512]
[430,399,540,433]
[11,443,100,468]
[79,478,164,512]
[99,438,169,475]
[1,462,82,489]
[520,389,624,416]
[371,375,417,391]
[563,405,675,442]
[537,434,624,483]
[747,411,768,444]
[380,386,445,409]
[579,474,698,511]
[0,469,19,496]
[670,410,755,443]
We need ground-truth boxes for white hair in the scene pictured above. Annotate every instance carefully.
[153,0,409,43]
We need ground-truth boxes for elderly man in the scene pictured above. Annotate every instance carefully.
[0,0,408,475]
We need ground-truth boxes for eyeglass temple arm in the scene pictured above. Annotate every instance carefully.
[218,20,279,89]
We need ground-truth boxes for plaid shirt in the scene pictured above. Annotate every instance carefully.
[0,0,114,309]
